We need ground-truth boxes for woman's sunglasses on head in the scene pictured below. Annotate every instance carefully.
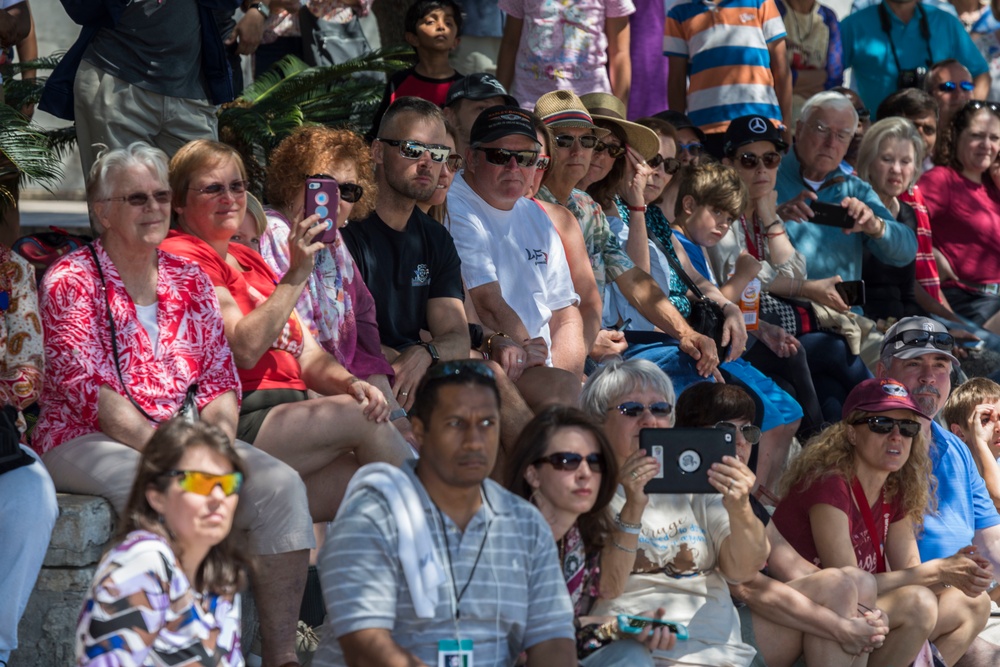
[163,470,244,496]
[533,451,606,473]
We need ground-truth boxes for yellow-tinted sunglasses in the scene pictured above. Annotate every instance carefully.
[164,470,244,496]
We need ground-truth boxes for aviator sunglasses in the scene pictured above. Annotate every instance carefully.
[851,416,921,438]
[475,147,539,168]
[163,470,244,496]
[610,401,673,418]
[714,421,762,445]
[533,451,606,473]
[736,151,782,170]
[885,329,954,352]
[378,138,451,163]
[100,190,172,207]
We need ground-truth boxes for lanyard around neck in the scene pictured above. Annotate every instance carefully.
[434,496,493,621]
[878,2,932,74]
[850,476,887,573]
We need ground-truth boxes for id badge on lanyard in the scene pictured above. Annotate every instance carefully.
[437,638,474,667]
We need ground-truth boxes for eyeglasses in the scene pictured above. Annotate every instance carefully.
[938,80,974,93]
[679,142,704,156]
[305,174,365,203]
[851,416,921,438]
[648,154,681,174]
[475,147,539,168]
[189,180,249,197]
[424,359,497,382]
[609,401,673,418]
[535,154,551,171]
[533,451,605,473]
[378,138,451,163]
[446,153,465,172]
[736,151,782,170]
[809,121,854,144]
[554,134,599,149]
[885,329,954,351]
[714,421,762,445]
[100,190,172,207]
[163,470,244,496]
[595,141,626,158]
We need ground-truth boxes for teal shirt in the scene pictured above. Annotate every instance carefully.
[775,147,917,281]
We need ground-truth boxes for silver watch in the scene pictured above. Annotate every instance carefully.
[249,2,270,18]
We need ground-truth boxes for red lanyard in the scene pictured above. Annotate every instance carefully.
[851,477,887,573]
[742,214,764,261]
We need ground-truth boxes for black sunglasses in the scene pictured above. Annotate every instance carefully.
[648,154,681,174]
[851,416,921,438]
[856,107,871,122]
[938,80,974,93]
[965,100,1000,116]
[476,147,539,168]
[714,421,762,445]
[533,451,606,473]
[101,190,172,207]
[305,174,364,203]
[885,329,954,352]
[595,141,627,158]
[424,360,496,382]
[736,151,782,170]
[609,401,673,418]
[535,155,551,171]
[554,134,599,149]
[378,138,450,163]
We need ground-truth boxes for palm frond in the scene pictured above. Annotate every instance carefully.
[0,106,63,205]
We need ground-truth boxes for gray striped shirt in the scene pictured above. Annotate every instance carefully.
[314,460,575,667]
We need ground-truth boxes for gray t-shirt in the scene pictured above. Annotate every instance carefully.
[84,0,206,100]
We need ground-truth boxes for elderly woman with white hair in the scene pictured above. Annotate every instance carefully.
[579,358,769,666]
[34,142,315,667]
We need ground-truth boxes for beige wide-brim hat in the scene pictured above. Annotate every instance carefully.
[534,90,611,138]
[580,92,661,160]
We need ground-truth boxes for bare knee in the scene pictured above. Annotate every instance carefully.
[894,585,939,635]
[840,566,879,608]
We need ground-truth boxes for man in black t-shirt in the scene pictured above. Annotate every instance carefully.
[343,97,470,411]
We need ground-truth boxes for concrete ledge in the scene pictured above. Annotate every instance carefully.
[11,494,115,667]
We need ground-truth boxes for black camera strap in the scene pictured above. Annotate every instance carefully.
[878,2,933,76]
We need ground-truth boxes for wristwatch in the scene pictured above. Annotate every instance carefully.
[249,2,270,18]
[418,341,440,365]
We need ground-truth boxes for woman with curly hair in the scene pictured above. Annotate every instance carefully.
[772,378,991,667]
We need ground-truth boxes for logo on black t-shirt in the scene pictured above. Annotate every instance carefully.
[526,248,548,265]
[412,263,430,286]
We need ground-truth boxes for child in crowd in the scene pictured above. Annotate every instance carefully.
[367,0,464,137]
[942,376,1000,512]
[664,0,792,156]
[496,0,635,108]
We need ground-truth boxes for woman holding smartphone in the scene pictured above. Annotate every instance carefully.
[579,358,768,666]
[506,405,676,666]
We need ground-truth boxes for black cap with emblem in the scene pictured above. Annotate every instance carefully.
[469,106,538,146]
[723,114,788,157]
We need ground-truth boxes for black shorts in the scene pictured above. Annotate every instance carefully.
[237,389,309,444]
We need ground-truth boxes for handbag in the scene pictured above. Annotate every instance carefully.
[299,7,374,67]
[13,227,92,285]
[87,245,199,424]
[652,234,728,353]
[0,404,33,475]
[759,292,817,337]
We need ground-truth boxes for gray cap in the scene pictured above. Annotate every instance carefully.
[879,316,959,368]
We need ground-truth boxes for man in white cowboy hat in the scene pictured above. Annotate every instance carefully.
[446,104,588,407]
[535,89,732,381]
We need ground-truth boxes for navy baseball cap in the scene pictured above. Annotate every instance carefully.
[445,73,517,108]
[469,106,538,146]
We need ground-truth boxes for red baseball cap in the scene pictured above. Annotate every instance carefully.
[841,378,932,421]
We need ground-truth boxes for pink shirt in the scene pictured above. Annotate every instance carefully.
[499,0,635,108]
[34,241,240,454]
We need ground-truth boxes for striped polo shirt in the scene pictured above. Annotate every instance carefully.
[314,459,575,667]
[664,0,786,133]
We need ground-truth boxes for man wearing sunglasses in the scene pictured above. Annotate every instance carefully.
[318,361,575,667]
[447,104,587,407]
[343,98,471,412]
[877,317,1000,619]
[925,59,980,133]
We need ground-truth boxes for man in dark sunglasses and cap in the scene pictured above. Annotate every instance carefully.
[876,316,1000,654]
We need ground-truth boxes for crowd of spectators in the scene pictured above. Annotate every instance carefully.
[9,0,1000,665]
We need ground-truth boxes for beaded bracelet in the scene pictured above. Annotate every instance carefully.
[614,512,641,534]
[612,540,638,554]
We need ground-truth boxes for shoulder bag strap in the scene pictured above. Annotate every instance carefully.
[649,231,709,301]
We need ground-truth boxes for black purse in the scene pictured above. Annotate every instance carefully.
[0,405,33,475]
[88,245,199,424]
[653,235,728,353]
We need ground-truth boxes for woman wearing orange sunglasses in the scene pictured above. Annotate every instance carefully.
[76,418,249,667]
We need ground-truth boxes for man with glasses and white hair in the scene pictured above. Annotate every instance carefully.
[776,90,917,284]
[876,315,1000,664]
[447,105,586,407]
[343,97,470,412]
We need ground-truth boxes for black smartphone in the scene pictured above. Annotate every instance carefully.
[835,280,866,306]
[641,427,735,494]
[809,201,855,229]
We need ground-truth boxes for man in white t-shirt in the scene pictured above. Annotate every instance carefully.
[448,105,586,407]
